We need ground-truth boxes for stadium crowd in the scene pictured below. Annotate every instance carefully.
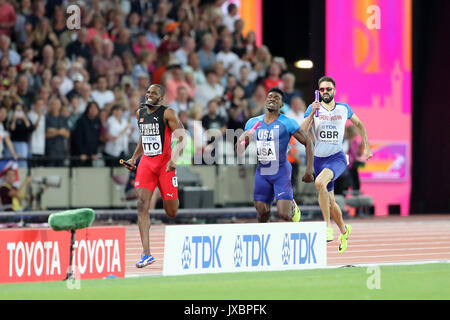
[0,0,307,169]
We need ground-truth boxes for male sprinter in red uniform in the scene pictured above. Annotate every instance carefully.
[125,84,185,268]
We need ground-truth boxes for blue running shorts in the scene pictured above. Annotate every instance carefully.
[313,151,348,192]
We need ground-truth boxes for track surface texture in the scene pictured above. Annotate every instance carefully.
[124,215,450,277]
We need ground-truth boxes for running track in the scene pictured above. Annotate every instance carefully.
[124,215,450,277]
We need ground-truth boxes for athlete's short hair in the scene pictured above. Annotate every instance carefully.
[318,76,336,88]
[151,84,165,97]
[268,87,285,101]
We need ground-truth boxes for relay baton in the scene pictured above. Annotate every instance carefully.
[240,121,261,146]
[120,159,135,170]
[314,90,320,117]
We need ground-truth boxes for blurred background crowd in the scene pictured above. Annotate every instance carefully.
[0,0,311,169]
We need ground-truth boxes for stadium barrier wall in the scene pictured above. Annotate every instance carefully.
[163,221,326,276]
[0,227,125,283]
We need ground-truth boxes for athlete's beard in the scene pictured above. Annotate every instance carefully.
[144,97,161,109]
[321,93,334,104]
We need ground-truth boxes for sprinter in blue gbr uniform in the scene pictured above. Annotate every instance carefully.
[302,76,372,253]
[236,87,314,223]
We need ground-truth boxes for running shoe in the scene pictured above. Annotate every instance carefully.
[136,253,155,268]
[326,227,334,242]
[292,199,301,222]
[338,224,352,253]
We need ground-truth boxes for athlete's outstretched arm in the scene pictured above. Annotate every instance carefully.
[292,128,315,183]
[349,113,372,161]
[165,107,187,171]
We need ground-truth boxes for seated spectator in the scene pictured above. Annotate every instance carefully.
[45,97,70,166]
[202,99,227,145]
[227,85,249,131]
[197,33,216,71]
[70,101,102,167]
[173,36,196,68]
[26,17,59,52]
[0,35,20,66]
[285,97,307,164]
[223,74,238,101]
[144,19,162,49]
[247,84,266,117]
[0,105,18,160]
[103,104,131,167]
[263,60,284,93]
[131,49,155,87]
[65,28,93,66]
[282,72,303,106]
[222,2,239,33]
[16,74,34,111]
[0,0,16,38]
[183,52,206,86]
[216,35,239,75]
[113,28,134,57]
[0,169,32,212]
[158,21,181,55]
[28,98,46,167]
[165,63,195,104]
[194,68,224,110]
[126,12,143,41]
[6,103,34,168]
[55,62,73,97]
[92,39,124,80]
[91,75,115,110]
[133,32,155,57]
[169,86,193,114]
[237,65,256,99]
[87,15,111,45]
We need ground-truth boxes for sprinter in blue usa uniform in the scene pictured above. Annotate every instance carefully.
[236,87,314,222]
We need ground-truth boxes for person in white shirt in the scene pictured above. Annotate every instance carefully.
[194,69,224,110]
[91,75,115,110]
[216,35,239,74]
[103,104,131,166]
[222,3,239,33]
[173,36,196,69]
[27,98,47,166]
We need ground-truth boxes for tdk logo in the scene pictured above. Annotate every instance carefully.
[181,236,222,269]
[233,234,270,267]
[281,233,317,265]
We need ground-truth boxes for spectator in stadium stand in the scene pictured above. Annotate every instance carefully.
[28,97,47,167]
[0,0,16,37]
[227,85,248,131]
[153,0,173,24]
[66,95,83,129]
[174,36,196,69]
[66,73,84,101]
[45,97,70,167]
[91,75,115,110]
[285,96,307,164]
[133,32,156,57]
[25,17,60,52]
[13,0,30,49]
[263,60,284,93]
[144,19,162,49]
[223,74,237,101]
[70,101,102,167]
[92,39,124,79]
[253,45,272,80]
[113,28,134,57]
[197,33,216,71]
[0,35,20,66]
[132,50,155,87]
[232,19,246,57]
[158,21,181,55]
[55,62,73,97]
[222,2,239,33]
[16,74,34,111]
[65,28,93,66]
[126,12,143,41]
[169,86,193,114]
[194,68,224,110]
[51,6,67,38]
[247,84,266,117]
[106,8,126,41]
[237,64,256,99]
[6,103,33,168]
[217,35,241,74]
[87,15,111,45]
[0,169,33,212]
[165,63,195,104]
[151,50,171,85]
[184,52,206,86]
[282,72,303,106]
[130,0,153,16]
[0,105,18,160]
[103,104,131,167]
[202,99,227,145]
[26,0,45,30]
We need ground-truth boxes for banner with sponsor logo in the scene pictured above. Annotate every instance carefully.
[163,222,326,276]
[0,227,125,283]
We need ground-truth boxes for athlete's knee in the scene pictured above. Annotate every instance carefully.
[315,179,328,191]
[137,196,149,213]
[255,203,270,222]
[165,207,178,218]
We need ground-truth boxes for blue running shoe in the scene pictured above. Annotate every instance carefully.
[136,253,155,268]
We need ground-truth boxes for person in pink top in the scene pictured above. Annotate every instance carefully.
[164,63,195,104]
[133,32,155,57]
[0,0,16,37]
